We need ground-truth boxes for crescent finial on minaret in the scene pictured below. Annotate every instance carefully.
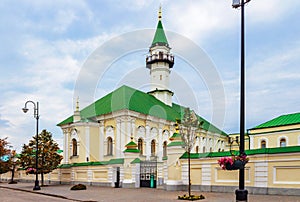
[158,5,162,20]
[76,97,80,111]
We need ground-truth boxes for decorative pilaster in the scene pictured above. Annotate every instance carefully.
[201,164,211,186]
[254,162,268,187]
[145,123,151,160]
[158,124,163,161]
[120,118,126,158]
[99,121,104,161]
[63,129,69,164]
[85,126,90,161]
[116,118,121,157]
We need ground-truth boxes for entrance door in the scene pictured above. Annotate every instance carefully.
[140,160,157,188]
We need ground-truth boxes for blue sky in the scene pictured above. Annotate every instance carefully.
[1,0,300,151]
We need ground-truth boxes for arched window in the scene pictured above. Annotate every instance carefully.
[72,138,77,156]
[138,138,143,155]
[196,146,199,154]
[151,139,156,156]
[163,141,167,157]
[261,140,266,148]
[280,138,286,147]
[210,147,212,152]
[203,146,206,153]
[107,137,113,155]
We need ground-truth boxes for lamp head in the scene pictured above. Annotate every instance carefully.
[232,0,240,8]
[22,108,29,113]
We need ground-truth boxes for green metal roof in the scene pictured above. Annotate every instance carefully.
[57,85,180,126]
[252,112,300,129]
[167,141,185,147]
[125,141,137,147]
[124,148,140,153]
[179,146,300,159]
[169,132,181,140]
[57,85,227,136]
[131,158,141,164]
[151,20,168,46]
[107,158,124,165]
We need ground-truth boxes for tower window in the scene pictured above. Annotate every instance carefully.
[151,139,156,156]
[107,137,113,155]
[72,138,77,156]
[160,75,162,80]
[138,138,143,155]
[163,141,167,157]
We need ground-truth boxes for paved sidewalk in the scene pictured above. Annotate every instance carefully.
[1,182,300,202]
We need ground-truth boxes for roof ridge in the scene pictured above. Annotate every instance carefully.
[252,112,300,129]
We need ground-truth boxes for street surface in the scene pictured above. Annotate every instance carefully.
[1,182,300,202]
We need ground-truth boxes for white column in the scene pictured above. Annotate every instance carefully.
[99,121,104,161]
[116,119,121,157]
[85,126,90,161]
[158,124,163,161]
[250,135,254,149]
[63,130,68,164]
[145,123,151,160]
[127,117,132,142]
[131,118,136,138]
[120,119,126,158]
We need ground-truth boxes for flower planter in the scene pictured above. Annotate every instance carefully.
[225,160,245,170]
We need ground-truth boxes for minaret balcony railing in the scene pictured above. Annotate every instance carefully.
[146,52,174,68]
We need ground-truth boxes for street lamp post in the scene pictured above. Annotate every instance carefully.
[231,0,251,201]
[22,100,41,190]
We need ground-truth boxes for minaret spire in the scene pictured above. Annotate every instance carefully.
[146,7,174,106]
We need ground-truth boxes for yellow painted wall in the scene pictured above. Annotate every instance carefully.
[105,119,116,128]
[135,118,145,127]
[252,131,300,149]
[249,124,300,134]
[190,167,202,185]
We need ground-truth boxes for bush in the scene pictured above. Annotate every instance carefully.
[178,194,205,201]
[70,184,87,190]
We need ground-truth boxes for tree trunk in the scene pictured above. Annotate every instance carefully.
[10,164,15,183]
[188,151,191,197]
[41,155,44,186]
[41,172,44,186]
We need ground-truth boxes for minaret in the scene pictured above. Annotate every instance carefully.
[146,6,174,106]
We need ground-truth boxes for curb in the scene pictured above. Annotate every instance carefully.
[0,185,97,202]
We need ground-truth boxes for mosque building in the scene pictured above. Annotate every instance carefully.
[2,8,299,195]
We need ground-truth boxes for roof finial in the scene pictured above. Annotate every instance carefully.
[76,96,80,111]
[158,4,162,20]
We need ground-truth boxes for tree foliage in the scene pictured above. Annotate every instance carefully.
[179,108,201,153]
[0,137,13,174]
[19,129,63,176]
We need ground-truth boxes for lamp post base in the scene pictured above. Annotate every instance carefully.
[235,189,248,202]
[33,181,41,190]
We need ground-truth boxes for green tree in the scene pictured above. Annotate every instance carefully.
[0,137,12,174]
[19,129,63,186]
